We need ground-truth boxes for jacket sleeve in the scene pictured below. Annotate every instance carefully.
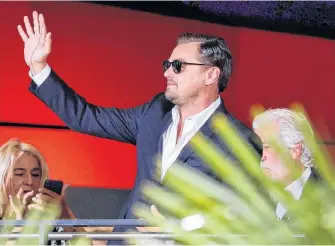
[29,70,158,145]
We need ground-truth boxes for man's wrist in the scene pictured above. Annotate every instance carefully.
[30,62,47,76]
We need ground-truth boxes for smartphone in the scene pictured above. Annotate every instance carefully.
[44,179,63,195]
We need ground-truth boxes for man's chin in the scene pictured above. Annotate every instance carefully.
[164,91,177,103]
[262,169,272,177]
[270,176,290,185]
[263,171,282,183]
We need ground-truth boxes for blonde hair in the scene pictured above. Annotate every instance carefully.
[0,138,49,218]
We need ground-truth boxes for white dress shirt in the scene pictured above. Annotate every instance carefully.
[161,97,221,180]
[30,65,222,181]
[276,167,312,220]
[29,64,51,86]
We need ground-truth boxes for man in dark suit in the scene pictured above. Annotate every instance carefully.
[252,108,319,220]
[18,11,262,238]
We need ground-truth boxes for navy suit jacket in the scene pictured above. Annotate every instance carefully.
[29,70,262,224]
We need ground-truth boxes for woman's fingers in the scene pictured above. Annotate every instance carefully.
[32,194,53,206]
[28,203,45,212]
[22,190,35,205]
[9,195,17,210]
[16,188,24,201]
[38,188,61,200]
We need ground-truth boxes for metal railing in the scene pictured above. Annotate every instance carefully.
[0,219,306,245]
[0,219,177,245]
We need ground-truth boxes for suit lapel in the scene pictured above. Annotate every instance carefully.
[153,107,173,182]
[158,110,173,155]
[162,98,229,180]
[176,115,215,165]
[177,98,228,163]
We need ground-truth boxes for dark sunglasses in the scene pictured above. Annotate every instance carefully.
[163,60,209,74]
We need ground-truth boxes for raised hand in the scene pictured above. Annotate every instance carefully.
[17,11,52,75]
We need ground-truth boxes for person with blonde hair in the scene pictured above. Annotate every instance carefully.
[0,138,86,245]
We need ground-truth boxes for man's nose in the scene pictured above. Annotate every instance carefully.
[261,155,267,162]
[164,64,174,78]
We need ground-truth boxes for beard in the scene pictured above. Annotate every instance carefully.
[165,88,200,107]
[165,89,178,104]
[165,77,180,104]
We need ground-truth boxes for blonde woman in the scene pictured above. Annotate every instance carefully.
[0,138,86,245]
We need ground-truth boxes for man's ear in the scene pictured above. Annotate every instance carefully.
[290,141,303,160]
[205,67,220,86]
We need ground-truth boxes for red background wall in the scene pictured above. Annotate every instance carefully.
[1,2,334,189]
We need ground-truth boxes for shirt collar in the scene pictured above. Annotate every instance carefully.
[284,167,312,200]
[171,97,221,131]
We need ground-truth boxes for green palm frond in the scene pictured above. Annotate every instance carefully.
[134,104,335,245]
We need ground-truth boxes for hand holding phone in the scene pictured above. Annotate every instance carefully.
[43,179,63,195]
[28,179,64,213]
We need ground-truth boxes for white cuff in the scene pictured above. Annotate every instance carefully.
[29,64,52,87]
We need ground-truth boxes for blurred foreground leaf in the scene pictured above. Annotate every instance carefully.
[134,104,335,245]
